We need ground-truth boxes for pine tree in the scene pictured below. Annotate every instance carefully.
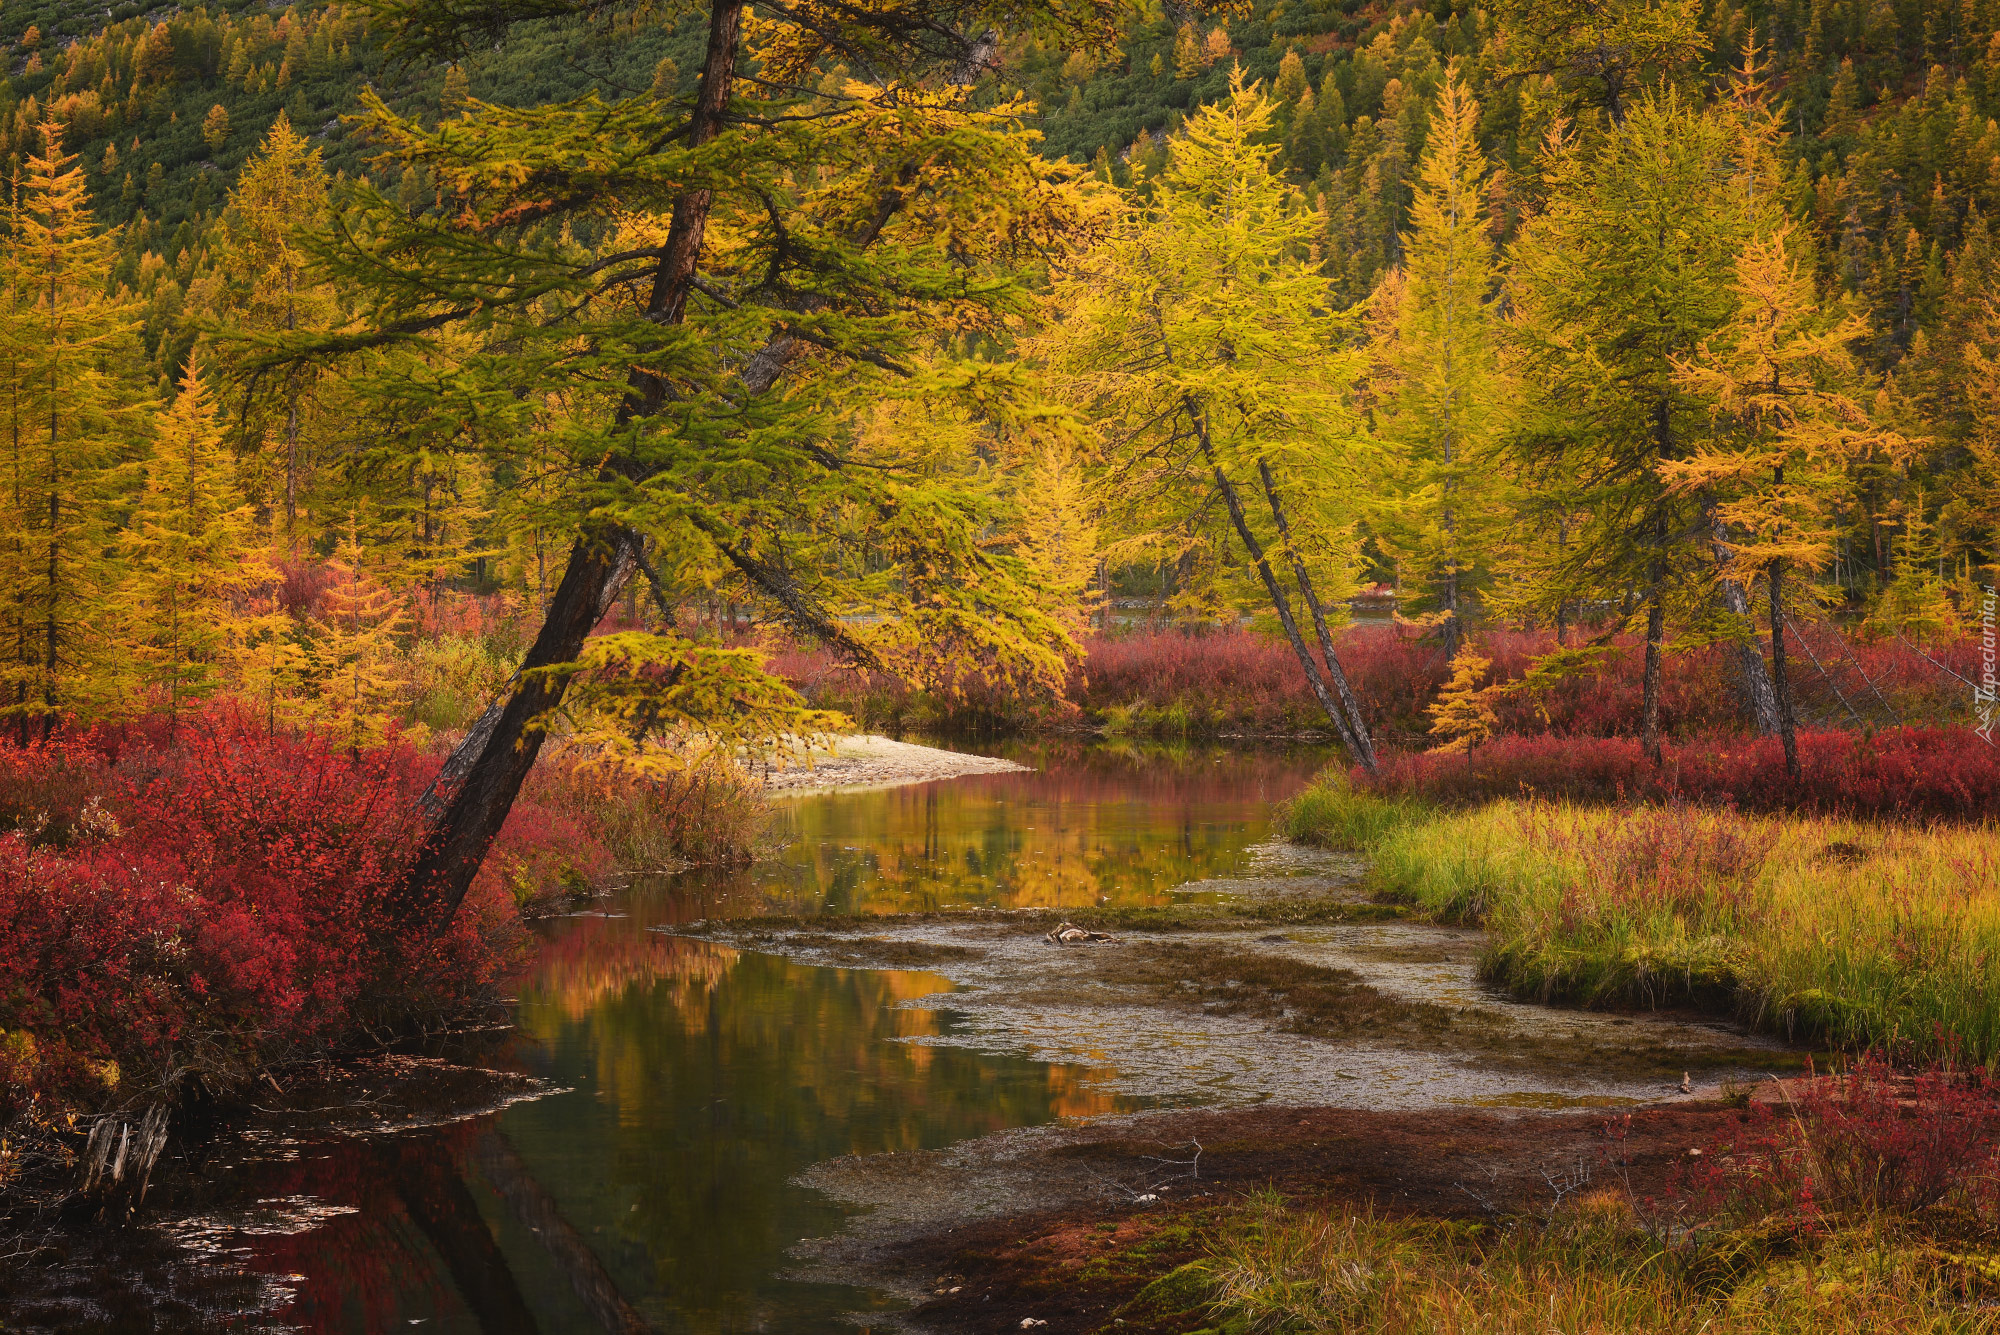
[120,356,268,729]
[1274,48,1309,104]
[1368,70,1512,660]
[1506,94,1745,763]
[309,517,408,752]
[206,114,333,548]
[0,123,147,735]
[1669,225,1907,776]
[202,104,230,156]
[1664,45,1908,778]
[1173,24,1205,78]
[1288,88,1321,174]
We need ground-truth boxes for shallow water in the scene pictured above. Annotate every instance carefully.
[47,739,1794,1333]
[143,740,1338,1332]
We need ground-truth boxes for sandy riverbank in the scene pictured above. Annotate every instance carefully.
[755,735,1030,794]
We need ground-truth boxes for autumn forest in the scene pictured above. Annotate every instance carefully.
[4,0,2000,1326]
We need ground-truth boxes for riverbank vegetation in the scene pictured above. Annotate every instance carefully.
[1287,781,2000,1061]
[0,713,758,1201]
[1192,1050,2000,1333]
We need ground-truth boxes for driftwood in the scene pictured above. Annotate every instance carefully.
[78,1105,169,1209]
[1045,922,1119,945]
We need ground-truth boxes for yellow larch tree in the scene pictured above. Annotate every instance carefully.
[120,356,270,730]
[1667,223,1907,778]
[1368,68,1513,660]
[309,516,410,750]
[0,122,148,736]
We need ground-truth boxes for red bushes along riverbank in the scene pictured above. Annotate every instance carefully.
[773,624,1979,742]
[1360,726,2000,819]
[0,711,757,1151]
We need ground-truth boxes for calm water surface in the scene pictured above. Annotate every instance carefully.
[240,740,1333,1333]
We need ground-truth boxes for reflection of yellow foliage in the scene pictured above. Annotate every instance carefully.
[529,932,737,1023]
[1046,1066,1123,1122]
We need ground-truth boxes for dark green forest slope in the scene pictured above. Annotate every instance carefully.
[5,0,1999,583]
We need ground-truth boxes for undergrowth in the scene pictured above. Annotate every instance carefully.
[1284,775,2000,1063]
[1204,1055,2000,1333]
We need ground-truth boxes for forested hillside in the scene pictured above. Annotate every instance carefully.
[5,0,1998,587]
[0,0,1996,764]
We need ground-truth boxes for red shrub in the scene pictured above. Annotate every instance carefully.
[771,622,1974,743]
[273,559,338,620]
[1674,1052,2000,1224]
[0,713,524,1121]
[1361,727,2000,819]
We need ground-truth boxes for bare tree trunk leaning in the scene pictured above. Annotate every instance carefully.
[1254,456,1376,770]
[1192,419,1373,770]
[400,0,745,925]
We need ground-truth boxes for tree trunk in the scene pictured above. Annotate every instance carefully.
[1553,515,1572,646]
[1770,560,1799,780]
[1641,585,1665,766]
[1706,504,1781,737]
[1198,432,1372,770]
[399,0,745,925]
[1770,466,1801,783]
[1253,456,1376,769]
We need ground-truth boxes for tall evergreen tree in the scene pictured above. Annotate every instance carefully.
[1506,94,1744,763]
[121,356,268,729]
[1368,70,1512,659]
[201,113,335,547]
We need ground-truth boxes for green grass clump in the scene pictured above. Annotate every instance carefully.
[1280,777,1429,851]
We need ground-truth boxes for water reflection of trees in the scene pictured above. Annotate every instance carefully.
[233,749,1305,1331]
[646,741,1332,919]
[497,937,1135,1330]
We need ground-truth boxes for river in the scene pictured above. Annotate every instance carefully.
[216,742,1334,1331]
[40,739,1794,1333]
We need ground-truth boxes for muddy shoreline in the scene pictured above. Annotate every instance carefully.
[658,840,1803,1332]
[819,1098,1754,1334]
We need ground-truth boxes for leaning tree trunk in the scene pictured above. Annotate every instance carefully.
[1192,421,1374,772]
[1253,456,1376,770]
[1705,502,1782,737]
[399,0,745,925]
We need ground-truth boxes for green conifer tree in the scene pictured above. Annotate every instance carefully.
[1506,94,1745,763]
[0,123,146,735]
[120,356,268,728]
[1368,71,1512,660]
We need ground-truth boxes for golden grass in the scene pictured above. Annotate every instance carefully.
[1206,1191,2000,1334]
[1286,776,2000,1060]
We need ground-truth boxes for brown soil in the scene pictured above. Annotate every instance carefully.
[885,1099,1751,1335]
[1094,939,1463,1042]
